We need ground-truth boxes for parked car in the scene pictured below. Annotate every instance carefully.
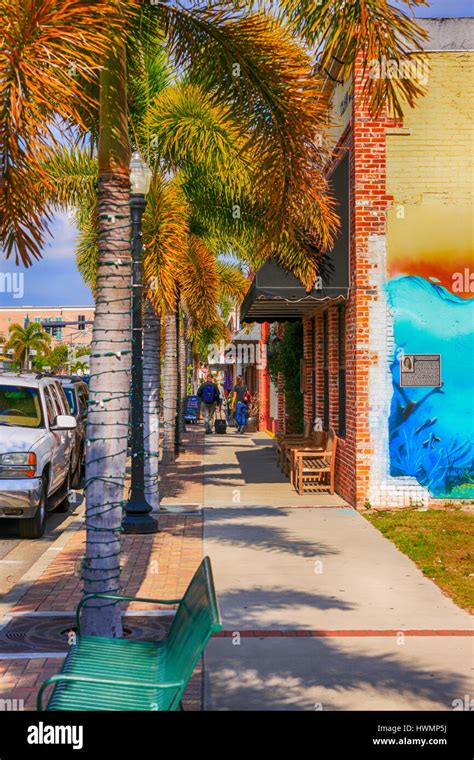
[56,376,88,488]
[0,373,77,539]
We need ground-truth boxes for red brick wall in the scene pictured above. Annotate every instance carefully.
[257,60,404,503]
[314,313,324,430]
[299,59,402,507]
[328,307,339,431]
[343,59,401,507]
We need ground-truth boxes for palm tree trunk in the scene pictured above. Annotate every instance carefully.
[82,41,131,638]
[143,295,160,511]
[161,310,177,465]
[178,309,187,434]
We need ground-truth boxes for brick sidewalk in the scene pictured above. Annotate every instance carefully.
[0,427,205,711]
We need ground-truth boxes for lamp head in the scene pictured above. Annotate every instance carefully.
[130,152,152,196]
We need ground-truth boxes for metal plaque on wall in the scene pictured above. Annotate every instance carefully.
[400,354,442,387]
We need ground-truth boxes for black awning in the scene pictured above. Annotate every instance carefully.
[240,153,350,324]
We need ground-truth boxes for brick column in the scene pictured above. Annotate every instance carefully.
[328,306,339,432]
[314,314,324,431]
[349,56,402,507]
[258,322,270,431]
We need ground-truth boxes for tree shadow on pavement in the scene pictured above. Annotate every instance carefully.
[205,634,471,711]
[204,507,340,558]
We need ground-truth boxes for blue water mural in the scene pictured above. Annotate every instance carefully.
[387,275,474,498]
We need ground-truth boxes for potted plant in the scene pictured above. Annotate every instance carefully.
[245,394,260,433]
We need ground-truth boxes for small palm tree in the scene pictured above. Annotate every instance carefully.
[4,322,51,370]
[70,360,88,375]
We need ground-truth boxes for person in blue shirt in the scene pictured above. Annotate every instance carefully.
[231,376,250,434]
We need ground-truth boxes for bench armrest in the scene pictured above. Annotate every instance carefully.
[285,440,315,450]
[288,445,324,455]
[76,592,182,634]
[37,673,183,711]
[295,450,333,459]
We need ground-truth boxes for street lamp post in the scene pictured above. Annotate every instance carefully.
[122,153,158,535]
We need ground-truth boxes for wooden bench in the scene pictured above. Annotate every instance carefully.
[285,430,326,484]
[275,421,312,470]
[37,557,221,711]
[294,428,338,495]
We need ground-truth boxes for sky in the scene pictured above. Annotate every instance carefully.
[0,0,472,308]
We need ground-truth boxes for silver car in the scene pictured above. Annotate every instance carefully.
[0,373,77,539]
[56,376,88,489]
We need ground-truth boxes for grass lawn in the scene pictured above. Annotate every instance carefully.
[364,507,474,613]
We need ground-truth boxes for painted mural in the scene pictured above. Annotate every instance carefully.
[387,275,474,499]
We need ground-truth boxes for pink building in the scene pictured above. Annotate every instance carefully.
[0,306,94,348]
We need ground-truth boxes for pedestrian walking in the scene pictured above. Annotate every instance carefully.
[197,372,220,434]
[231,375,250,434]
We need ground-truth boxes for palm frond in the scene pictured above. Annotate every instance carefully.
[179,235,220,328]
[278,0,429,117]
[44,145,98,209]
[145,82,249,179]
[128,36,174,155]
[216,261,249,301]
[154,4,338,249]
[75,199,99,291]
[189,318,230,359]
[0,0,126,265]
[143,172,190,313]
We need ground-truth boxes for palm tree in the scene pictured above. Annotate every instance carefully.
[70,360,88,375]
[156,244,248,466]
[4,322,51,370]
[178,308,189,436]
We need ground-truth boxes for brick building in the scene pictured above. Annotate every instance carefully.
[241,19,474,509]
[0,306,94,348]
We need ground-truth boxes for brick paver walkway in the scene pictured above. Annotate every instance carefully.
[0,427,205,710]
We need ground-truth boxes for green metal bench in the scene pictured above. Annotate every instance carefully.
[37,556,221,711]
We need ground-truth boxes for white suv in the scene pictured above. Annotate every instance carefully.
[0,373,77,538]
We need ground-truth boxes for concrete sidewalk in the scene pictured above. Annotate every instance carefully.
[202,431,473,711]
[203,431,345,508]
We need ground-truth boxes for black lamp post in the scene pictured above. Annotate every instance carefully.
[122,153,158,534]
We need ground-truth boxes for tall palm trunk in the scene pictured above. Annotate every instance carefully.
[143,295,160,511]
[82,43,131,637]
[178,308,187,434]
[161,310,177,465]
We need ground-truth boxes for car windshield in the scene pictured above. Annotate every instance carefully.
[0,385,43,428]
[63,387,77,415]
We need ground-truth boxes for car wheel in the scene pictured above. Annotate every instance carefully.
[70,446,83,489]
[19,479,47,540]
[55,469,71,513]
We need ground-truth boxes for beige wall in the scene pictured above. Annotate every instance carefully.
[386,51,474,292]
[0,307,94,347]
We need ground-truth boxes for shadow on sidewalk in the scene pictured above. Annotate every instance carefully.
[218,586,355,619]
[204,507,340,558]
[206,632,471,710]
